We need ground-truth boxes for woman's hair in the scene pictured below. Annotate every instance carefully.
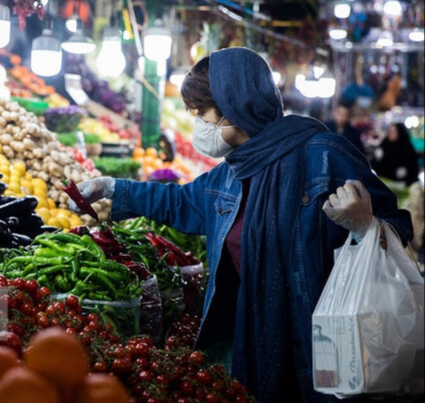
[180,56,222,117]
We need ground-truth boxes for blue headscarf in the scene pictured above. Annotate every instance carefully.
[210,47,284,137]
[209,47,329,401]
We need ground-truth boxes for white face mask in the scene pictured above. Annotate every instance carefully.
[192,116,235,158]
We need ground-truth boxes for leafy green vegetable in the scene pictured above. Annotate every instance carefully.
[94,157,141,178]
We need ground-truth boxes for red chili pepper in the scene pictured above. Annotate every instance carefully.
[61,179,99,220]
[89,228,112,245]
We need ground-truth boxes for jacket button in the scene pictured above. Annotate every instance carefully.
[302,193,309,203]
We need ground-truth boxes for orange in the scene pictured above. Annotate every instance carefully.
[0,346,20,378]
[145,147,158,158]
[75,373,129,403]
[0,366,60,403]
[24,327,89,390]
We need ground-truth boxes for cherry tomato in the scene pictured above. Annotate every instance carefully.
[188,351,204,366]
[0,331,22,355]
[24,279,38,297]
[65,294,79,310]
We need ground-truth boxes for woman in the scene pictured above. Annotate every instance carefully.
[69,48,413,402]
[370,122,420,186]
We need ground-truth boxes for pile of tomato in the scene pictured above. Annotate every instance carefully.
[0,275,257,403]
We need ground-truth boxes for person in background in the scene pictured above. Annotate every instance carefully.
[325,102,366,155]
[370,122,420,186]
[68,47,413,403]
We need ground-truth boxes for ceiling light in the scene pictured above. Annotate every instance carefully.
[144,18,172,62]
[383,1,403,17]
[61,19,95,54]
[65,14,79,32]
[329,28,348,40]
[0,4,11,49]
[96,27,126,77]
[31,28,62,77]
[409,28,424,42]
[376,30,394,48]
[334,4,351,19]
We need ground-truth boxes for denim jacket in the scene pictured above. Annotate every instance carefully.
[111,131,412,403]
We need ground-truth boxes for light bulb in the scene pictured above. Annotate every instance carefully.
[96,39,126,77]
[144,18,172,61]
[0,5,11,48]
[31,29,62,77]
[61,30,95,54]
[329,28,347,40]
[334,4,351,19]
[409,28,424,42]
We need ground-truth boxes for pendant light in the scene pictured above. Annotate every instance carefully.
[144,17,172,62]
[31,27,63,77]
[0,4,11,49]
[61,18,95,54]
[96,26,126,77]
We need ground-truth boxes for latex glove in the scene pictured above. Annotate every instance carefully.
[322,180,373,240]
[68,177,116,213]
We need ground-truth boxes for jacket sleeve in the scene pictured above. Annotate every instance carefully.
[110,173,211,235]
[311,133,414,245]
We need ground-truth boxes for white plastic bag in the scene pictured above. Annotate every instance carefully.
[312,218,424,399]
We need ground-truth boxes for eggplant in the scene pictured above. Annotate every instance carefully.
[0,196,38,219]
[11,233,33,246]
[0,182,7,195]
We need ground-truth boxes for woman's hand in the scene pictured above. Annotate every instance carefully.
[68,177,116,213]
[323,180,373,240]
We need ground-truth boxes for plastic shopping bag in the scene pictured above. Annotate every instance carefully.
[312,218,424,399]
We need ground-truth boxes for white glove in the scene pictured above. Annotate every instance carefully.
[68,177,116,213]
[322,180,373,240]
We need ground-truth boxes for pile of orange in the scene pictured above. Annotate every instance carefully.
[0,328,129,403]
[132,146,194,183]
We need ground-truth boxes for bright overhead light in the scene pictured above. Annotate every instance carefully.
[61,30,95,54]
[31,28,62,77]
[383,1,403,17]
[96,27,126,77]
[329,28,348,40]
[65,14,79,33]
[409,28,424,42]
[376,30,394,48]
[334,4,351,19]
[144,18,172,62]
[0,4,11,49]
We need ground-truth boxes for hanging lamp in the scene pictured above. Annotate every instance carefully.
[31,27,62,77]
[96,26,126,77]
[0,4,11,49]
[144,17,172,62]
[61,18,95,54]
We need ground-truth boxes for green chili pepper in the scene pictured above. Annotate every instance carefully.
[34,247,69,258]
[38,264,70,276]
[37,274,53,289]
[69,280,92,297]
[79,267,119,296]
[80,235,106,262]
[54,274,69,292]
[82,260,131,281]
[44,232,86,246]
[70,259,80,282]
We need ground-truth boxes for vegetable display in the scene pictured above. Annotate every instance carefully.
[0,98,110,225]
[0,276,258,402]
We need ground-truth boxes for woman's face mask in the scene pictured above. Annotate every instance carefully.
[192,116,235,158]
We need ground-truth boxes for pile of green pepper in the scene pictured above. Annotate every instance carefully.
[0,232,142,302]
